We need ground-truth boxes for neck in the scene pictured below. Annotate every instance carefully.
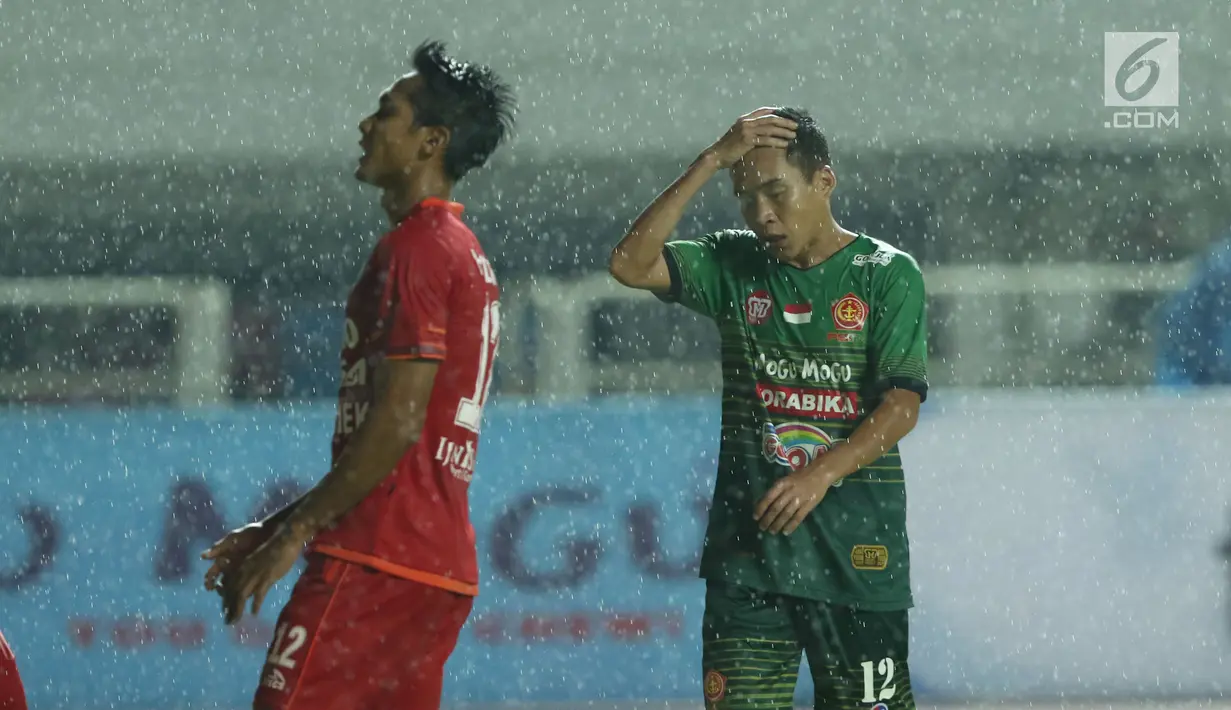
[789,215,857,269]
[380,169,453,225]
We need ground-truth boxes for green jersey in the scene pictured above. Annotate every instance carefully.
[661,230,928,610]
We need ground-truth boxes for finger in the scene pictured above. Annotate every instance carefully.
[201,537,234,560]
[203,561,224,591]
[743,130,793,145]
[744,107,778,119]
[226,570,256,625]
[754,137,792,150]
[224,579,243,624]
[755,127,797,141]
[747,132,794,147]
[228,588,251,625]
[222,586,240,625]
[251,580,270,617]
[205,564,232,593]
[750,115,799,130]
[781,499,819,536]
[754,480,789,520]
[757,488,797,532]
[221,583,235,620]
[206,550,247,591]
[764,496,802,534]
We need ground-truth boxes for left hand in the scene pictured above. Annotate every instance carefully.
[201,523,275,594]
[219,528,305,625]
[754,469,835,535]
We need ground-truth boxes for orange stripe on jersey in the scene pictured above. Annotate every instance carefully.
[385,351,445,361]
[418,197,464,215]
[312,545,479,597]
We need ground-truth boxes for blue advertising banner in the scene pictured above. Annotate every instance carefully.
[1,399,725,709]
[3,392,1231,709]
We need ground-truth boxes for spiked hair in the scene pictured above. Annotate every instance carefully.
[407,40,516,182]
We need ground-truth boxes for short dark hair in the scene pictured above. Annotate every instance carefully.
[408,41,516,182]
[772,107,830,177]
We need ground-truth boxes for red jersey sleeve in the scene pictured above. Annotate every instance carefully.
[384,238,453,361]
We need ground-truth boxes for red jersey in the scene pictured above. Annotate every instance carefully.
[309,197,499,597]
[0,629,26,710]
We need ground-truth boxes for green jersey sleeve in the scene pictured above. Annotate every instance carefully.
[659,231,738,319]
[869,253,929,402]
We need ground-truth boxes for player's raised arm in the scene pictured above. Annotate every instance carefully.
[608,108,797,292]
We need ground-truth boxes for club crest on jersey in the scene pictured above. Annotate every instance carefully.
[832,293,869,331]
[703,670,727,702]
[745,290,772,326]
[783,303,812,325]
[761,422,844,484]
[852,545,890,571]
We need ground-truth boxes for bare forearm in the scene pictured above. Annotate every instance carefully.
[609,151,719,282]
[260,494,307,528]
[280,406,422,543]
[808,393,920,485]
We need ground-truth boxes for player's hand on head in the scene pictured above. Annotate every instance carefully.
[705,108,798,169]
[753,469,832,536]
[219,529,304,625]
[201,523,275,594]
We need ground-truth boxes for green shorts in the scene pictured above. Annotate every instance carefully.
[701,581,914,710]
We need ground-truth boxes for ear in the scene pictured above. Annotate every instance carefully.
[420,125,452,158]
[814,165,837,197]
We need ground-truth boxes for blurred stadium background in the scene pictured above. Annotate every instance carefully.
[2,0,1230,708]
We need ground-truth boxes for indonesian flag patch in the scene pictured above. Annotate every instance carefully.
[783,303,812,325]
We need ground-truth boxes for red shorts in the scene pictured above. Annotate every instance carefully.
[0,630,27,710]
[253,554,473,710]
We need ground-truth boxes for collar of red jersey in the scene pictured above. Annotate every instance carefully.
[415,197,465,216]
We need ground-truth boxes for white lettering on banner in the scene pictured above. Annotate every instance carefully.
[434,436,476,482]
[757,353,854,385]
[334,400,370,435]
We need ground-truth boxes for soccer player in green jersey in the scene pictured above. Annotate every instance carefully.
[609,107,928,709]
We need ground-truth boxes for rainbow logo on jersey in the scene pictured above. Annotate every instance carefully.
[761,422,842,474]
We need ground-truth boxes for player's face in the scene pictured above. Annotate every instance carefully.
[355,75,433,187]
[731,148,834,262]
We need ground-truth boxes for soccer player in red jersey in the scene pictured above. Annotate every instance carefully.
[0,629,27,710]
[201,40,514,710]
